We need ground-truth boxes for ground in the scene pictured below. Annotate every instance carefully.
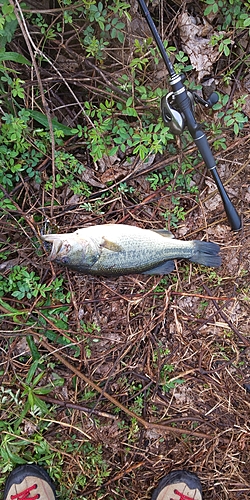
[0,1,250,499]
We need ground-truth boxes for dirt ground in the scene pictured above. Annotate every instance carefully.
[0,1,250,499]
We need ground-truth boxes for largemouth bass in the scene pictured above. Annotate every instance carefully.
[41,224,221,276]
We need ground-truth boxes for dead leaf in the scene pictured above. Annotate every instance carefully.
[82,166,106,188]
[177,12,220,80]
[100,166,128,184]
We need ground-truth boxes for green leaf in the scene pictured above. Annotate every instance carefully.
[26,359,41,385]
[26,335,41,361]
[108,146,119,156]
[122,107,138,117]
[28,390,35,408]
[0,50,31,65]
[225,118,234,126]
[32,394,48,413]
[32,371,46,387]
[234,123,239,135]
[204,3,218,16]
[2,2,14,16]
[115,22,125,30]
[5,447,27,465]
[34,386,53,395]
[126,96,133,107]
[28,110,78,135]
[0,298,18,314]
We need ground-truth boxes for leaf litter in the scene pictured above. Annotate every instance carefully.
[0,0,250,499]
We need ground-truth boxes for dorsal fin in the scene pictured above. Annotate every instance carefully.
[152,229,174,238]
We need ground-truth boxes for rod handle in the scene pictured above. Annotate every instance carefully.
[209,167,242,231]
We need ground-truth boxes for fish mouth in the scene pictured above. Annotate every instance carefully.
[41,234,64,261]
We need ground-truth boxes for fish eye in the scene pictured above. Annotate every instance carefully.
[61,256,69,265]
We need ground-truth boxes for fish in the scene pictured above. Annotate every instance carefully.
[41,224,221,276]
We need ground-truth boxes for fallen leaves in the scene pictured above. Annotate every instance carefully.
[177,12,220,80]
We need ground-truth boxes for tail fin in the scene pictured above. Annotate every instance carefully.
[189,241,221,268]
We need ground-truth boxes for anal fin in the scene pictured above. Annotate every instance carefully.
[142,260,175,275]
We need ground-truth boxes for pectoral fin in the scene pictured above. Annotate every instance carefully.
[143,260,175,275]
[100,238,122,252]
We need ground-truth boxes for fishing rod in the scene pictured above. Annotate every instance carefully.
[137,0,242,231]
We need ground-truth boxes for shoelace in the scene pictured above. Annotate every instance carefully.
[171,489,197,500]
[10,484,39,500]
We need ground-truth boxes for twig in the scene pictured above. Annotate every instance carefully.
[203,285,250,347]
[39,336,215,439]
[10,0,96,216]
[171,291,234,301]
[0,184,39,237]
[11,0,94,127]
[38,395,118,420]
[9,0,56,217]
[86,461,145,495]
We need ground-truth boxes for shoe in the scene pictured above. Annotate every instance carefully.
[151,469,202,500]
[3,464,56,500]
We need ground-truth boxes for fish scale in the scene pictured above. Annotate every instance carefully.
[41,224,221,276]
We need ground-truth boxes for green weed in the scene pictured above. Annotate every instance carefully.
[0,267,68,301]
[147,160,198,194]
[203,0,250,30]
[214,94,248,135]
